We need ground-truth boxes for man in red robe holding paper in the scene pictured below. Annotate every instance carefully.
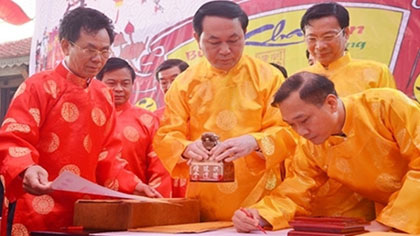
[97,57,172,198]
[0,7,160,235]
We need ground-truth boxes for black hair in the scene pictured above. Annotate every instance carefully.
[155,59,189,80]
[193,0,248,37]
[300,2,349,33]
[269,63,288,78]
[272,72,337,107]
[59,7,115,44]
[96,57,136,82]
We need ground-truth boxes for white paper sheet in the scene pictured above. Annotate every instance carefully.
[51,171,157,202]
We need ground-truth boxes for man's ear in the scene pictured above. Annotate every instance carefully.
[61,39,71,56]
[343,27,350,41]
[324,94,338,112]
[193,32,201,50]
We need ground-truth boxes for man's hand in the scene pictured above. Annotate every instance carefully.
[22,165,52,195]
[182,140,211,162]
[211,135,258,162]
[134,182,163,198]
[232,208,264,233]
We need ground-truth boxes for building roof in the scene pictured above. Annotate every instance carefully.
[0,37,32,59]
[0,38,31,69]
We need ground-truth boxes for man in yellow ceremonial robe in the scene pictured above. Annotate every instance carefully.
[297,2,397,220]
[301,2,396,96]
[233,72,420,234]
[153,1,296,221]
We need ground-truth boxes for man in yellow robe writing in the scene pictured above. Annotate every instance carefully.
[153,0,296,221]
[233,71,420,234]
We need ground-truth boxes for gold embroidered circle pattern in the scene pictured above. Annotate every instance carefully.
[104,179,119,191]
[334,158,351,174]
[261,136,275,156]
[12,224,29,236]
[2,117,16,126]
[123,126,140,142]
[29,108,41,127]
[13,82,26,100]
[140,113,154,128]
[5,123,30,133]
[61,102,79,122]
[91,107,106,127]
[43,80,58,99]
[98,150,108,161]
[59,164,81,176]
[215,110,237,131]
[32,195,54,215]
[265,170,277,190]
[83,135,93,153]
[217,181,238,194]
[375,173,401,193]
[40,132,60,153]
[9,147,30,158]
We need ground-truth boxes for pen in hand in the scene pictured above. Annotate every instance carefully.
[240,208,267,234]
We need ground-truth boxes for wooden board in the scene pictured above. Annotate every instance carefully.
[73,198,200,230]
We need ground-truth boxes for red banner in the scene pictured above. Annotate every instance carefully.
[32,0,420,110]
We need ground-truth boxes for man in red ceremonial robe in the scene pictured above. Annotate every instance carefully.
[97,57,172,197]
[0,7,160,235]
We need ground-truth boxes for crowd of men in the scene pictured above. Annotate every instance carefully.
[0,1,419,236]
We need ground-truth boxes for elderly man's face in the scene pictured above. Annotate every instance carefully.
[62,28,111,79]
[279,92,337,145]
[195,16,245,71]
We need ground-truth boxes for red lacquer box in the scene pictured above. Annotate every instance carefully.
[288,216,369,236]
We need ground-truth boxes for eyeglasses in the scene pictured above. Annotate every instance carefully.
[305,28,344,45]
[69,41,110,58]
